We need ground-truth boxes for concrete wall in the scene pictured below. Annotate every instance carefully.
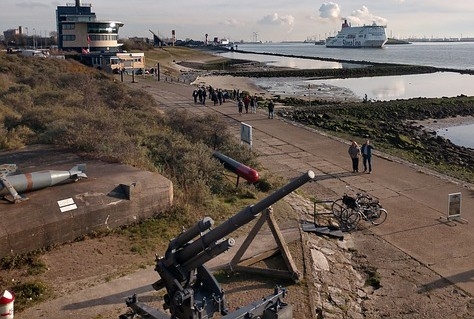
[0,148,173,258]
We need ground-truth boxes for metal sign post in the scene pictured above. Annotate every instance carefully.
[441,192,468,223]
[240,122,252,149]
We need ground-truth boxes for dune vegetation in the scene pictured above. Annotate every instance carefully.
[0,51,282,309]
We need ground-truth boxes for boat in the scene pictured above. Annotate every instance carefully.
[326,19,387,48]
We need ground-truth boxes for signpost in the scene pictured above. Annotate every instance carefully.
[240,122,252,149]
[442,192,468,223]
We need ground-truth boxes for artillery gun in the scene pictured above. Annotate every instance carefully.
[121,170,315,319]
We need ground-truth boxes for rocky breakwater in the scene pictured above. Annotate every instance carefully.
[278,95,474,183]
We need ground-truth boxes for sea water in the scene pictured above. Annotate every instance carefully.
[219,42,474,148]
[437,124,474,149]
[231,42,474,70]
[220,43,474,100]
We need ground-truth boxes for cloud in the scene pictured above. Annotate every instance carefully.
[318,3,388,26]
[318,2,341,20]
[347,6,388,26]
[15,1,49,8]
[223,18,241,28]
[258,13,295,27]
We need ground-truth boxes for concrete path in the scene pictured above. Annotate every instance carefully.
[144,79,474,296]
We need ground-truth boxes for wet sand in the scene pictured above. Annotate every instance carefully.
[415,115,474,131]
[190,74,360,102]
[191,75,265,96]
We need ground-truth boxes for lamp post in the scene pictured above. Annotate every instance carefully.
[24,27,29,48]
[33,28,36,49]
[130,54,136,83]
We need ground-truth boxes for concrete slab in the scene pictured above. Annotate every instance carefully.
[0,145,173,257]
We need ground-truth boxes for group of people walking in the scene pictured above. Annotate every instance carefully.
[192,86,230,106]
[237,94,259,115]
[348,139,374,174]
[192,85,275,119]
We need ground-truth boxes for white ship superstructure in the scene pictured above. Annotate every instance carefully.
[326,19,387,48]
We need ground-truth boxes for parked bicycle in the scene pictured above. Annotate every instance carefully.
[331,188,388,231]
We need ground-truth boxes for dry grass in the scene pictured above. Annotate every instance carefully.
[143,46,227,78]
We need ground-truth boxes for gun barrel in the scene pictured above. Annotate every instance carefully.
[175,170,314,264]
[169,217,214,250]
[213,151,259,183]
[182,238,235,271]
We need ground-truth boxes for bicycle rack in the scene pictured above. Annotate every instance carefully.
[313,200,337,225]
[300,200,344,240]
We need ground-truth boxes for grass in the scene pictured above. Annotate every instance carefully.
[0,50,274,311]
[10,281,51,312]
[364,267,382,289]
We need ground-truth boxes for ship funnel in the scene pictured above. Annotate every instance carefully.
[75,0,81,7]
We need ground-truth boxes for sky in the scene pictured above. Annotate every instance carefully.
[1,1,473,42]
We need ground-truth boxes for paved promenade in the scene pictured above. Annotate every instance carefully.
[145,80,474,296]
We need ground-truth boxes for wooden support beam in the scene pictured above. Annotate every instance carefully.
[228,206,300,282]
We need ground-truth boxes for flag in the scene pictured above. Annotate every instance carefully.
[82,48,89,54]
[87,35,91,44]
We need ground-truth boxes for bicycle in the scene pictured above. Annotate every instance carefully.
[331,188,388,231]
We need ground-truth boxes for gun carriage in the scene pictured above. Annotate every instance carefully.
[121,170,315,319]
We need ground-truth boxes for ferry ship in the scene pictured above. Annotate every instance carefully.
[326,19,387,48]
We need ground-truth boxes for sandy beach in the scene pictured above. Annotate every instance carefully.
[189,73,361,102]
[191,75,266,97]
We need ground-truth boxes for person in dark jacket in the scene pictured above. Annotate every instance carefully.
[237,98,243,115]
[267,100,274,119]
[348,140,361,173]
[361,139,374,173]
[243,95,250,113]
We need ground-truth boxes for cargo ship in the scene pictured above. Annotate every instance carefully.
[326,19,387,48]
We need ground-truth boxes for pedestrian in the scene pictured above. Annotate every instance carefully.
[217,89,223,105]
[198,88,203,104]
[267,100,274,119]
[253,95,258,113]
[237,98,243,115]
[348,140,361,173]
[212,91,218,106]
[192,89,198,104]
[361,139,374,173]
[243,95,250,113]
[250,95,257,113]
[201,86,207,105]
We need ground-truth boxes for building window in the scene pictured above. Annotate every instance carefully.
[63,35,76,42]
[90,34,118,41]
[88,23,119,34]
[62,23,75,30]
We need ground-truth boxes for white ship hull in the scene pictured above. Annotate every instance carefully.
[326,20,387,48]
